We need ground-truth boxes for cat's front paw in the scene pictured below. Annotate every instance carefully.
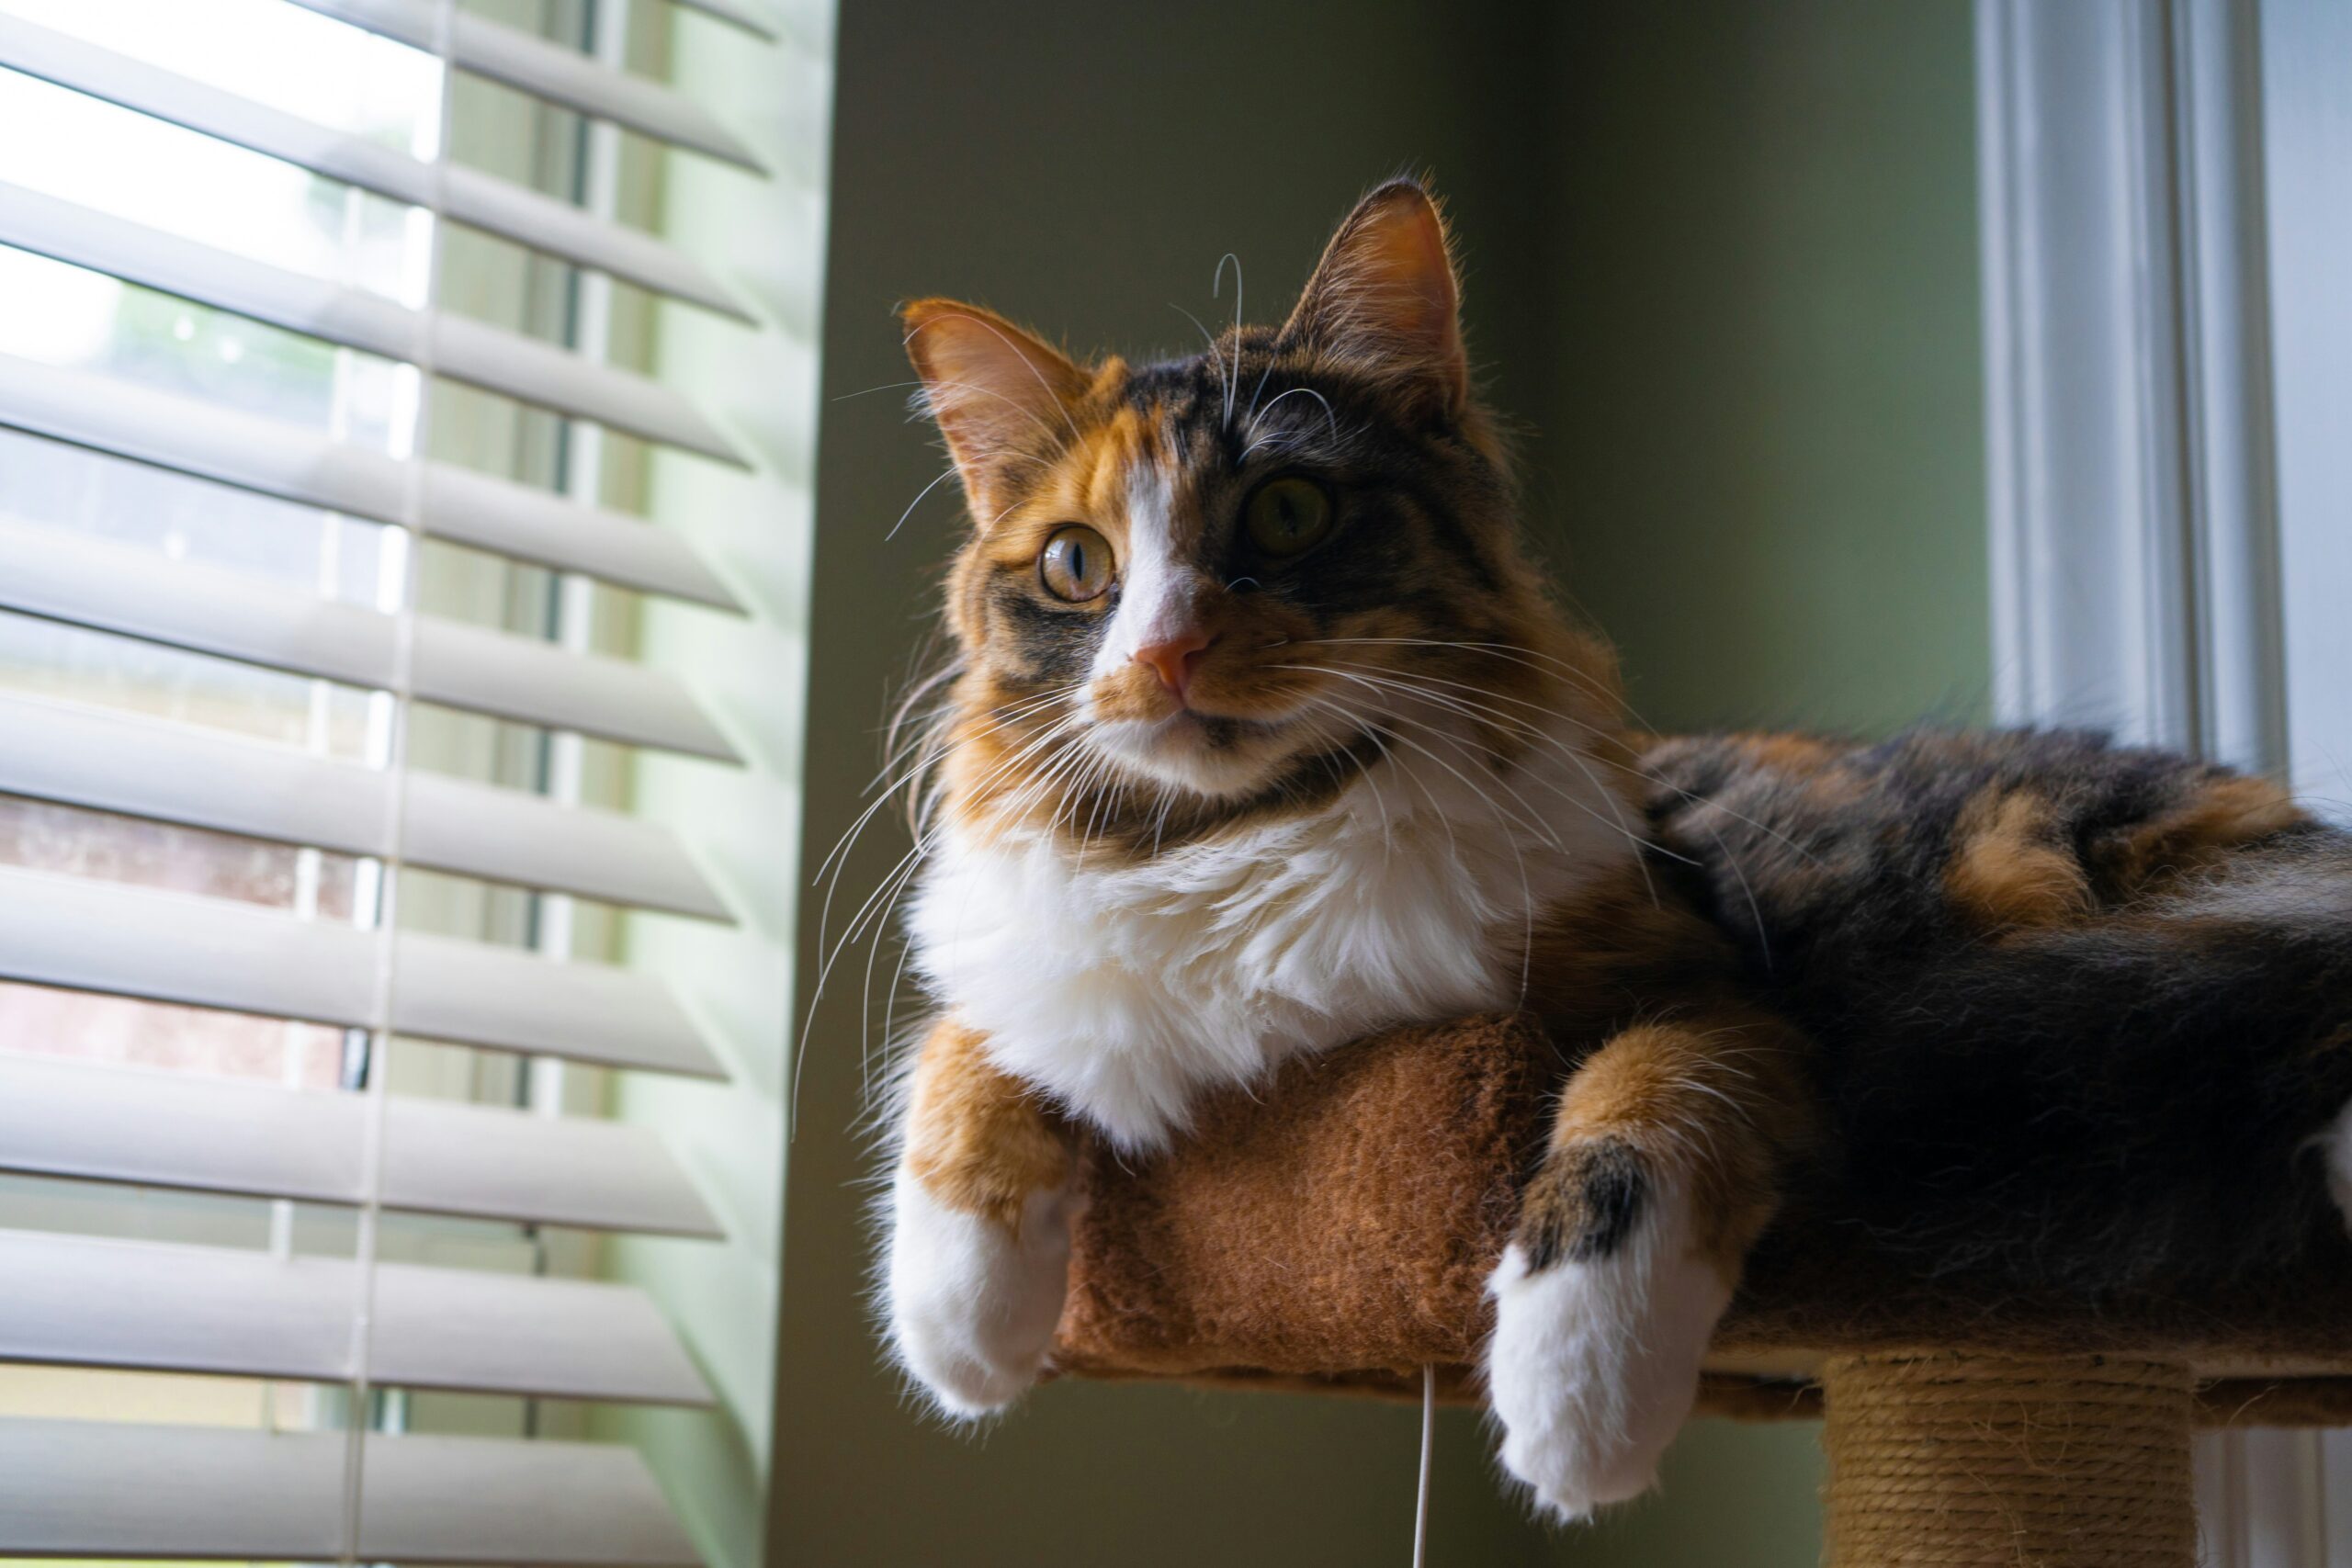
[1485,1191,1730,1521]
[887,1170,1074,1418]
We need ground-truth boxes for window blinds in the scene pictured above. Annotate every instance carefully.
[0,1,791,1562]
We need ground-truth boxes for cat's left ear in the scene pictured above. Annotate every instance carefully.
[901,299,1090,517]
[1281,179,1467,412]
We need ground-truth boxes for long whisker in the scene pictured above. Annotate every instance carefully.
[1170,303,1232,428]
[1348,724,1398,859]
[1247,385,1341,446]
[1305,693,1536,996]
[822,682,1074,893]
[1363,705,1570,856]
[1397,716,1541,1000]
[1213,252,1243,430]
[824,705,1099,1072]
[1238,427,1319,467]
[818,696,1089,1026]
[1299,696,1455,859]
[888,466,961,540]
[1242,356,1280,429]
[1309,677,1564,852]
[1298,636,1621,705]
[1297,644,1611,734]
[854,842,933,1092]
[797,826,930,1127]
[989,714,1110,835]
[871,919,922,1103]
[1277,664,1639,858]
[1303,657,1681,892]
[1698,814,1774,977]
[865,681,1079,845]
[1295,637,1822,867]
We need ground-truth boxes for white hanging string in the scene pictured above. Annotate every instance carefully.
[529,0,634,1089]
[1412,1362,1436,1567]
[337,0,457,1560]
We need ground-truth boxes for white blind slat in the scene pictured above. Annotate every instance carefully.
[0,1053,723,1236]
[0,514,743,761]
[0,1228,715,1404]
[0,864,728,1078]
[421,458,746,611]
[405,763,733,919]
[0,15,750,318]
[0,689,387,853]
[0,692,734,919]
[0,509,398,687]
[285,0,767,172]
[0,1419,699,1565]
[394,924,726,1073]
[0,181,746,463]
[0,350,745,609]
[413,615,742,761]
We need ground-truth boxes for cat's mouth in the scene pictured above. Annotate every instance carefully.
[1085,705,1322,798]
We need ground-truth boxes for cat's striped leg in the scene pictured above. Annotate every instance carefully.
[1488,1007,1812,1520]
[886,1018,1078,1418]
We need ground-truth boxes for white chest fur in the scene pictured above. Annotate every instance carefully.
[910,716,1635,1151]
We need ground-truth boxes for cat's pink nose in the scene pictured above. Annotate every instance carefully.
[1133,630,1213,701]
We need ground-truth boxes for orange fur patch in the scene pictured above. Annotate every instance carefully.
[1946,789,2091,929]
[1736,733,1845,776]
[1531,1008,1811,1277]
[2109,774,2308,895]
[904,1019,1073,1232]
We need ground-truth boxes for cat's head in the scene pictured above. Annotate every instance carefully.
[903,179,1618,838]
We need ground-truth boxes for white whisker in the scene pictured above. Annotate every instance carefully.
[1247,385,1341,446]
[1170,302,1233,428]
[1213,252,1243,430]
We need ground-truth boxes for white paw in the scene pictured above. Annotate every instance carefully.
[887,1170,1074,1419]
[1485,1197,1730,1522]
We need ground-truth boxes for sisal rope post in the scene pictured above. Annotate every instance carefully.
[1819,1352,2196,1567]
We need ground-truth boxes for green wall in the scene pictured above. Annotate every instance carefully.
[1538,3,1989,741]
[776,2,1984,1562]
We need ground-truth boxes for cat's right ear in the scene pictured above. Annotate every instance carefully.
[900,299,1087,517]
[1280,179,1467,412]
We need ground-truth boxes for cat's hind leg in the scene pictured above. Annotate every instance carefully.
[886,1018,1077,1418]
[1488,1005,1812,1520]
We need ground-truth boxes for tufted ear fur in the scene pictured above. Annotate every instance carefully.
[1280,178,1467,412]
[901,299,1090,520]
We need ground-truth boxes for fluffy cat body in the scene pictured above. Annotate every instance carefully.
[873,178,2352,1520]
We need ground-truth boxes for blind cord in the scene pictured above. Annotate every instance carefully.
[1412,1362,1436,1568]
[337,1,458,1560]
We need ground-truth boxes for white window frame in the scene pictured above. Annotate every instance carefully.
[1977,0,2352,1562]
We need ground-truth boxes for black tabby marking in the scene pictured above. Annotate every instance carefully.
[1520,1138,1650,1270]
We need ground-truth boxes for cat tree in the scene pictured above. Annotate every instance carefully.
[1051,1015,2352,1565]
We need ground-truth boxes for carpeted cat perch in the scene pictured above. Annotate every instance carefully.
[1051,1014,2352,1565]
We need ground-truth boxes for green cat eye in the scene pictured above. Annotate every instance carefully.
[1040,525,1114,602]
[1244,476,1335,556]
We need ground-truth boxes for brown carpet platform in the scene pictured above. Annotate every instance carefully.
[1050,1013,2352,1563]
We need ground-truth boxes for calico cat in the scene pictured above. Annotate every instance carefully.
[877,178,2352,1518]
